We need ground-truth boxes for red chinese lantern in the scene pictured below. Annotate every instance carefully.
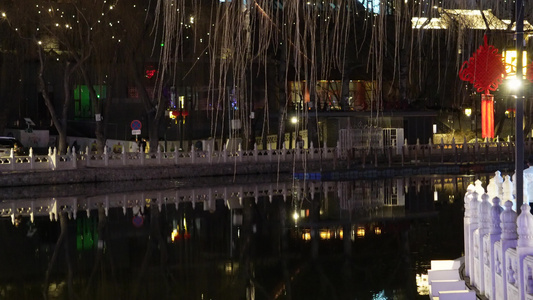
[459,35,507,139]
[171,110,180,118]
[481,94,494,139]
[181,110,189,117]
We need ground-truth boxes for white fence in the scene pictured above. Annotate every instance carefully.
[464,172,533,300]
[0,136,526,173]
[0,142,336,172]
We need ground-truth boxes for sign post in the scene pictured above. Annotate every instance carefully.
[131,120,142,138]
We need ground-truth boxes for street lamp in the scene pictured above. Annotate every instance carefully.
[290,116,298,149]
[514,0,525,212]
[291,116,298,124]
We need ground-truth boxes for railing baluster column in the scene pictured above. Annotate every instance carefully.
[104,146,109,166]
[72,147,77,169]
[30,147,34,170]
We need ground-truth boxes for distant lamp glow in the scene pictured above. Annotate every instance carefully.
[319,230,331,240]
[506,108,516,118]
[433,124,437,134]
[464,108,472,117]
[508,77,523,91]
[434,190,439,201]
[292,211,299,221]
[171,229,179,242]
[356,227,365,238]
[291,116,298,124]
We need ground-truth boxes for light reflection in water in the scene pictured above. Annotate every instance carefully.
[0,174,481,299]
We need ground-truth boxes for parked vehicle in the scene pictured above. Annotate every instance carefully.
[0,137,26,156]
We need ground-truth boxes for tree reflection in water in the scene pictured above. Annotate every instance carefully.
[0,175,475,300]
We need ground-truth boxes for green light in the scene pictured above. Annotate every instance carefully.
[161,42,164,47]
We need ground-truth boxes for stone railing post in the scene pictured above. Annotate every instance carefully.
[9,148,15,171]
[484,197,503,300]
[104,146,109,166]
[49,147,57,170]
[494,171,504,200]
[174,147,179,165]
[29,148,34,170]
[72,147,77,169]
[253,143,258,162]
[140,146,145,165]
[464,183,475,277]
[473,193,492,294]
[85,146,90,167]
[121,146,126,165]
[502,175,514,211]
[157,145,162,165]
[208,145,213,164]
[310,141,314,160]
[468,191,481,287]
[494,200,518,300]
[223,145,227,163]
[238,143,243,162]
[516,203,533,300]
[191,146,196,164]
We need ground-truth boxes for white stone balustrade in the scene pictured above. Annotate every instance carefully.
[0,137,522,173]
[0,142,335,172]
[464,170,533,300]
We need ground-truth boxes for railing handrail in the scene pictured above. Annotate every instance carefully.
[0,139,526,173]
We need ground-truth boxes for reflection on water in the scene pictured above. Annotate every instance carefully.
[0,175,478,300]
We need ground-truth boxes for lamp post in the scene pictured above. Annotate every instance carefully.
[290,116,298,149]
[515,0,525,212]
[464,107,474,140]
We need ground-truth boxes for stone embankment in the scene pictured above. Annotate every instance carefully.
[0,158,514,188]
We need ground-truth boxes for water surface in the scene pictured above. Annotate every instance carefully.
[0,174,476,300]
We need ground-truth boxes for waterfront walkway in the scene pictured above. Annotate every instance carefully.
[0,138,523,187]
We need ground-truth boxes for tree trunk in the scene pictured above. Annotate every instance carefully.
[277,46,287,149]
[79,68,106,153]
[37,48,67,154]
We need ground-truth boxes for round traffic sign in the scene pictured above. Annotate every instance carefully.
[131,120,142,130]
[132,215,144,227]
